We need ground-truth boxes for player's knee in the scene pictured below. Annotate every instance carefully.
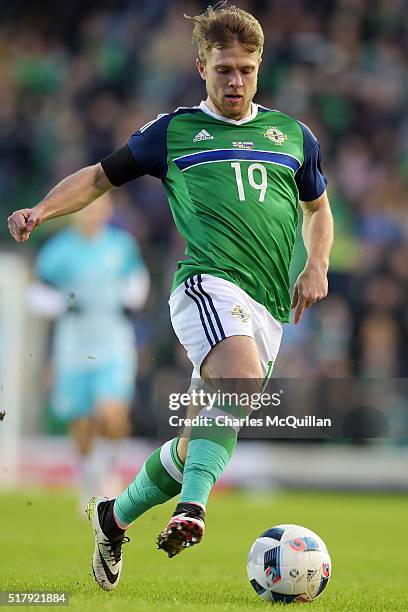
[70,419,96,454]
[97,401,130,439]
[211,361,264,394]
[103,415,129,439]
[203,356,263,378]
[221,362,263,379]
[76,438,93,455]
[201,336,264,384]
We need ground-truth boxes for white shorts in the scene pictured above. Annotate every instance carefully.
[169,274,283,379]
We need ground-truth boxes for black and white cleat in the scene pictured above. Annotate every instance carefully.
[86,496,129,591]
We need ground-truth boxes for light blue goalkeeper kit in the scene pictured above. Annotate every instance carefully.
[36,226,145,420]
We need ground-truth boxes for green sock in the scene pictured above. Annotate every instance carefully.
[180,367,273,509]
[180,407,242,507]
[114,438,183,527]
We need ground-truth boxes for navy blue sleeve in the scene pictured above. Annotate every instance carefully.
[295,122,328,201]
[127,115,170,179]
[100,114,170,186]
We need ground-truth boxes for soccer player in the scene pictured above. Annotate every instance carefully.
[8,5,333,592]
[29,194,150,511]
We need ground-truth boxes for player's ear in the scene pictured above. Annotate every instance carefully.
[196,58,206,80]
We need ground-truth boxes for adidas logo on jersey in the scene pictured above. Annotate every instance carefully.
[193,129,214,142]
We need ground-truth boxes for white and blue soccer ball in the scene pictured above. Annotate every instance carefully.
[247,524,331,604]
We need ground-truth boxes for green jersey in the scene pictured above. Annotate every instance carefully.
[101,101,327,323]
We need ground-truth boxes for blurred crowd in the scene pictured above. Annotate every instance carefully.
[0,0,407,433]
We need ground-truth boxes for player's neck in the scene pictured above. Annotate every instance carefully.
[203,96,253,121]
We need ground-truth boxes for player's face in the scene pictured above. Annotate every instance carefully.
[197,42,261,120]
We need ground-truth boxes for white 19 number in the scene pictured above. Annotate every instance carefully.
[231,162,268,203]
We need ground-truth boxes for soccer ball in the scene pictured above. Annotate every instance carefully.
[247,524,331,604]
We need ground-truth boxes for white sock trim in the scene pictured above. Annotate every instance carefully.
[113,504,130,530]
[160,439,183,483]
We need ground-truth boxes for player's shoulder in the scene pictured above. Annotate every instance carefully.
[257,103,302,128]
[139,106,201,136]
[257,104,319,153]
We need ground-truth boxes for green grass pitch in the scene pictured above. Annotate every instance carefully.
[1,488,407,611]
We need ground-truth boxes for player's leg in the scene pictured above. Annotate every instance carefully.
[158,335,263,556]
[111,426,187,529]
[87,388,204,590]
[70,417,95,455]
[98,400,130,439]
[180,334,263,506]
[86,359,141,591]
[86,359,203,589]
[95,399,130,498]
[70,417,101,510]
[158,274,282,557]
[89,357,134,501]
[106,391,203,526]
[93,357,134,446]
[176,398,203,463]
[87,436,188,590]
[52,368,101,511]
[89,355,186,528]
[71,418,100,515]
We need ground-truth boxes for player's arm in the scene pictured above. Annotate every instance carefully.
[300,191,333,271]
[291,191,334,324]
[8,115,168,243]
[291,122,333,324]
[8,163,113,243]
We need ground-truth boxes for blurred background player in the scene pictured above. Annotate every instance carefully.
[29,193,150,510]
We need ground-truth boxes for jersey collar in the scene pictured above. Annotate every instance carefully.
[199,100,258,125]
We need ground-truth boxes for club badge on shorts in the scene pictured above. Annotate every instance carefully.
[231,304,251,323]
[264,127,287,145]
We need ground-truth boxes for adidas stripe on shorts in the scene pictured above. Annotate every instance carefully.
[169,274,283,379]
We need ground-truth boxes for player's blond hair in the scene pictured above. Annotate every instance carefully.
[186,3,264,62]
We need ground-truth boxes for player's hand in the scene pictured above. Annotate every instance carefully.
[7,207,43,242]
[291,262,328,324]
